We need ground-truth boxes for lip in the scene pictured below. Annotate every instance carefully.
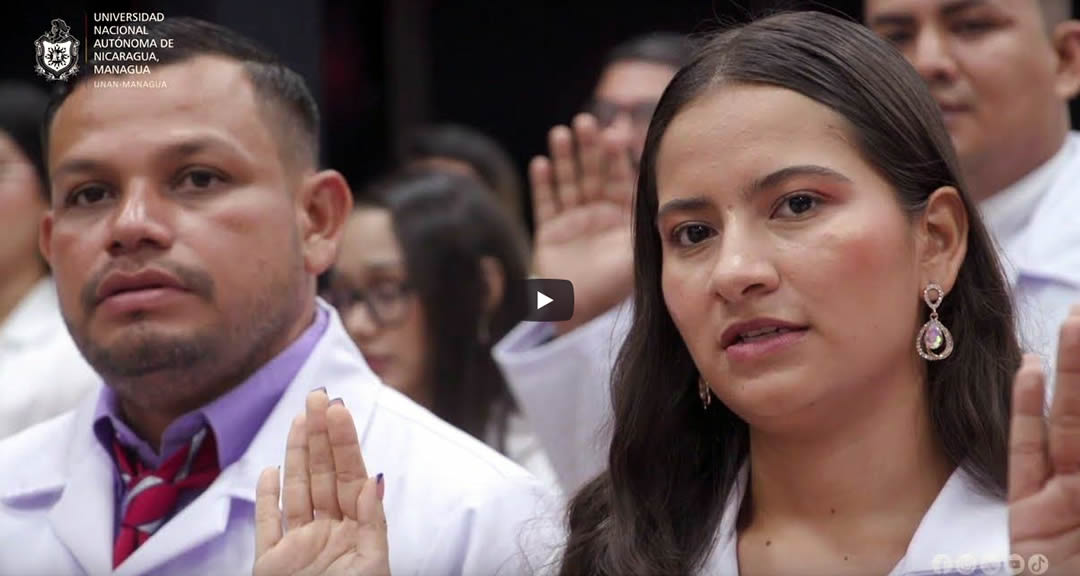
[96,268,188,305]
[720,317,808,350]
[363,354,391,375]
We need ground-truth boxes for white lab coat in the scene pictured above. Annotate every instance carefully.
[494,135,1080,494]
[0,278,99,440]
[700,464,1008,575]
[0,302,562,576]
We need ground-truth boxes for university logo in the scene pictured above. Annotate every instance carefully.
[35,18,80,81]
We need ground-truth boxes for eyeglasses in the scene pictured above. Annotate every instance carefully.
[586,98,659,129]
[325,273,413,328]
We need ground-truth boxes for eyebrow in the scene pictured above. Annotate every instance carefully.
[51,136,249,181]
[656,164,851,219]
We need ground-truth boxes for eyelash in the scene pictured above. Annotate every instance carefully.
[62,167,227,208]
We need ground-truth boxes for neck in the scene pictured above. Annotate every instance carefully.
[116,296,318,449]
[743,362,952,554]
[0,262,46,327]
[965,120,1068,203]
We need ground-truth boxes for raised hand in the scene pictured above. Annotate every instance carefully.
[254,390,390,576]
[1009,305,1080,576]
[530,113,636,335]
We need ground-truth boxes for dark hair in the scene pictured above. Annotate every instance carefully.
[561,11,1021,575]
[360,170,530,449]
[42,17,319,179]
[404,124,526,236]
[602,32,695,72]
[0,81,49,198]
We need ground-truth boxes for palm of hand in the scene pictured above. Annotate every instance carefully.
[255,517,383,576]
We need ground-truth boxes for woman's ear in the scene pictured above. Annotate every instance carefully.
[917,186,969,295]
[479,256,505,314]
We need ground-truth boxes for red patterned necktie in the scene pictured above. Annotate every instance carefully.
[111,427,221,568]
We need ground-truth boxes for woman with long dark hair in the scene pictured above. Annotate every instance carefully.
[556,11,1034,576]
[328,170,555,483]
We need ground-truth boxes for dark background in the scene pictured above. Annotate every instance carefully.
[4,0,1075,215]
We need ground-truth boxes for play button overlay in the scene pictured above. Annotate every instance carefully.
[524,279,573,322]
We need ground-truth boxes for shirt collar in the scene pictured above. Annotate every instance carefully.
[979,136,1073,250]
[92,305,330,470]
[701,463,1007,575]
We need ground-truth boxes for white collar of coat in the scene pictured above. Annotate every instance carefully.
[699,462,1008,575]
[0,296,383,504]
[981,132,1080,287]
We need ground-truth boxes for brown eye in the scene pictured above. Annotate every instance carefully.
[673,223,715,246]
[773,193,820,218]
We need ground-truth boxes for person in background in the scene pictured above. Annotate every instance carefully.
[329,170,557,486]
[0,81,97,439]
[0,18,554,575]
[864,0,1080,392]
[493,32,693,492]
[404,123,529,244]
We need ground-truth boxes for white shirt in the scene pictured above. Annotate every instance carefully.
[979,132,1080,391]
[0,278,99,440]
[700,465,1008,575]
[0,301,561,576]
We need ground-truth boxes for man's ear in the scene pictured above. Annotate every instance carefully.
[39,211,54,267]
[297,169,353,276]
[916,186,968,295]
[1052,20,1080,100]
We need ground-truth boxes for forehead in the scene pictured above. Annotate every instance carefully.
[343,208,402,261]
[865,0,1038,20]
[656,85,860,196]
[594,60,677,104]
[48,56,276,171]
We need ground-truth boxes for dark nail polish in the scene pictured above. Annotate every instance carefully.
[330,397,345,407]
[314,386,327,394]
[376,473,385,500]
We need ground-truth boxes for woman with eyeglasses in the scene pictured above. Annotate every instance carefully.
[327,169,557,485]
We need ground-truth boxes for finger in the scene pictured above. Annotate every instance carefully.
[574,114,604,202]
[328,400,368,520]
[549,125,582,210]
[1009,355,1050,503]
[529,156,557,227]
[283,414,314,530]
[1049,306,1080,473]
[603,129,635,208]
[355,475,388,558]
[255,466,283,558]
[306,390,341,520]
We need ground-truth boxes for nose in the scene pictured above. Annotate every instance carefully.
[909,28,958,87]
[707,225,780,304]
[344,303,379,343]
[106,181,174,257]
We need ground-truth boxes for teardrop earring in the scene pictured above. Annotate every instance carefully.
[916,283,954,361]
[698,377,712,410]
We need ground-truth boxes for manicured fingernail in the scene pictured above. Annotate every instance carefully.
[330,397,345,407]
[314,386,327,394]
[376,473,385,500]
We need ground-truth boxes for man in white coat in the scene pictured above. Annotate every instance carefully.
[0,82,99,440]
[0,17,556,576]
[495,0,1080,494]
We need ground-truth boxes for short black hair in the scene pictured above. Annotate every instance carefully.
[602,32,696,72]
[42,17,320,175]
[0,81,49,199]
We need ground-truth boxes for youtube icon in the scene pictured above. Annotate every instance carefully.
[523,279,574,322]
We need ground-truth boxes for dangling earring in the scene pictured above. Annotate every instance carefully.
[916,283,954,361]
[698,377,712,410]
